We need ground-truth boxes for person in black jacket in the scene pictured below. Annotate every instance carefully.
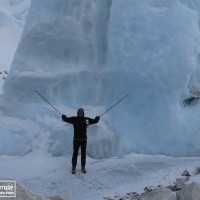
[62,108,100,174]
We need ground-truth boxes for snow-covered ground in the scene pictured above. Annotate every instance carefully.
[0,152,200,200]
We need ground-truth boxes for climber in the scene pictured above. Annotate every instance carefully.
[62,108,100,174]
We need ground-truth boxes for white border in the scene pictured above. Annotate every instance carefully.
[0,180,16,198]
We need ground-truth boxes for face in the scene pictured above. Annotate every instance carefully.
[78,111,84,117]
[77,109,84,117]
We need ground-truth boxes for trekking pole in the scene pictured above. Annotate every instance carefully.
[100,94,129,117]
[34,90,62,116]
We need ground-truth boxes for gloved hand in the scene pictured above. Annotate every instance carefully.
[95,116,100,121]
[62,114,67,121]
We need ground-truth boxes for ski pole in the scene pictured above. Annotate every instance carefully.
[34,90,62,116]
[100,94,129,117]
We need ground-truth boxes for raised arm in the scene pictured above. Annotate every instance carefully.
[88,116,100,125]
[62,114,75,124]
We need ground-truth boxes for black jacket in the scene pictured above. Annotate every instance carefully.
[62,115,100,140]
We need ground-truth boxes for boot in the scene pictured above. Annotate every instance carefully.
[72,167,76,174]
[81,166,87,174]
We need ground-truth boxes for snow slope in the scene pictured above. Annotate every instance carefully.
[0,152,200,200]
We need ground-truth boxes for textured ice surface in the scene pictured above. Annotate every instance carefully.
[0,0,30,93]
[2,0,200,157]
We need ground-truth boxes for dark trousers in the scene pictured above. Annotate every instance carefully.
[72,140,87,168]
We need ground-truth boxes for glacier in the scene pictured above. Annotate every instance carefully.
[0,0,30,93]
[1,0,200,158]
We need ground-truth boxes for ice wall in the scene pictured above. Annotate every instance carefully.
[105,0,200,155]
[0,0,30,93]
[2,0,200,157]
[3,0,111,106]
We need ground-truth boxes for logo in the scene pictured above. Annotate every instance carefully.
[0,180,16,197]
